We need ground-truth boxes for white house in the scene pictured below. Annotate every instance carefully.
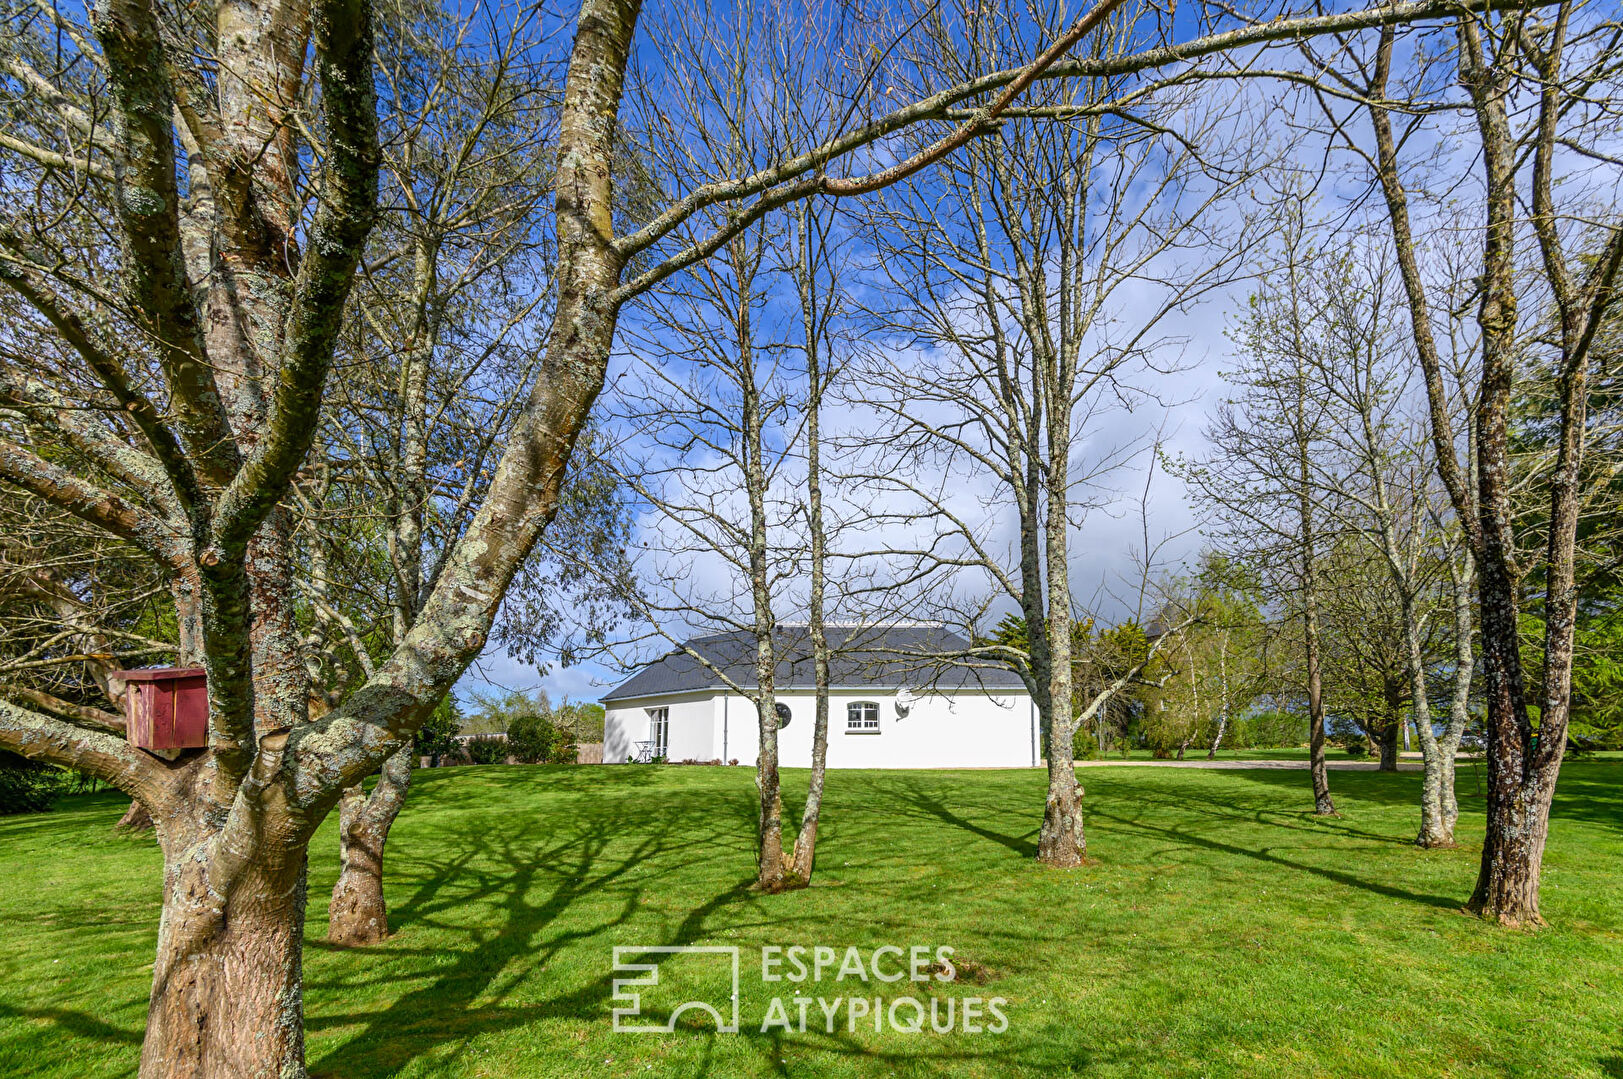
[601,625,1037,768]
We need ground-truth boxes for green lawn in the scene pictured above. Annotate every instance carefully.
[1079,747,1329,762]
[2,762,1621,1078]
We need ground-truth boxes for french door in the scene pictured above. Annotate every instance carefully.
[649,707,669,758]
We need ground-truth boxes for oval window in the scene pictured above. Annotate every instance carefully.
[774,702,792,729]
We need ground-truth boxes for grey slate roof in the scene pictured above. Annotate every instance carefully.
[602,625,1026,702]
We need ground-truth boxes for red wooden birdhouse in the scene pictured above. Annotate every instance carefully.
[114,667,209,751]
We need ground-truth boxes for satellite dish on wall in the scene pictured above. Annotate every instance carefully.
[895,688,916,720]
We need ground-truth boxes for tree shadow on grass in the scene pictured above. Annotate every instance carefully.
[874,775,1040,858]
[853,770,1463,911]
[1547,762,1623,832]
[1226,758,1623,834]
[0,1001,142,1045]
[676,1022,1137,1079]
[305,783,766,1077]
[1214,764,1434,809]
[1099,774,1426,849]
[883,769,1414,855]
[306,769,1087,1078]
[1086,792,1464,911]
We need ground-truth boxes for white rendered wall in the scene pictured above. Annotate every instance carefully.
[603,695,718,763]
[607,689,1036,768]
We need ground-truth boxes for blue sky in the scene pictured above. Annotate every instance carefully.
[448,0,1620,708]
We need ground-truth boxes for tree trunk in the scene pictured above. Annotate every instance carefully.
[1305,642,1335,816]
[1470,777,1556,926]
[1412,694,1461,847]
[1402,578,1465,848]
[142,834,309,1079]
[327,798,387,947]
[1456,18,1555,928]
[1376,707,1401,772]
[1302,563,1335,813]
[1207,636,1231,760]
[786,209,832,890]
[1433,552,1475,843]
[1412,696,1462,843]
[1035,308,1082,867]
[787,679,828,886]
[1415,746,1457,848]
[756,703,788,891]
[327,745,412,946]
[1038,757,1086,866]
[1295,356,1336,816]
[1363,43,1460,842]
[730,228,788,894]
[118,798,155,833]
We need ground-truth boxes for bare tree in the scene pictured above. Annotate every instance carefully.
[1302,243,1476,841]
[604,0,815,889]
[783,195,843,884]
[308,0,563,947]
[852,2,1250,864]
[1176,202,1341,814]
[607,177,854,890]
[1315,3,1623,920]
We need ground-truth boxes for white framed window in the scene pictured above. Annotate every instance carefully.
[846,701,880,733]
[774,701,792,729]
[648,707,669,757]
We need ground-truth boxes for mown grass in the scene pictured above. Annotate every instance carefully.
[1,761,1620,1078]
[1079,747,1335,761]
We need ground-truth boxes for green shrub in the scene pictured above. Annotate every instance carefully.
[0,751,61,815]
[1242,710,1307,749]
[506,713,560,764]
[416,695,462,764]
[463,734,509,765]
[1071,728,1100,760]
[508,713,581,764]
[463,690,591,762]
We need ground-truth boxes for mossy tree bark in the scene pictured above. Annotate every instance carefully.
[1364,12,1623,921]
[327,745,412,945]
[143,811,311,1078]
[1457,13,1622,926]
